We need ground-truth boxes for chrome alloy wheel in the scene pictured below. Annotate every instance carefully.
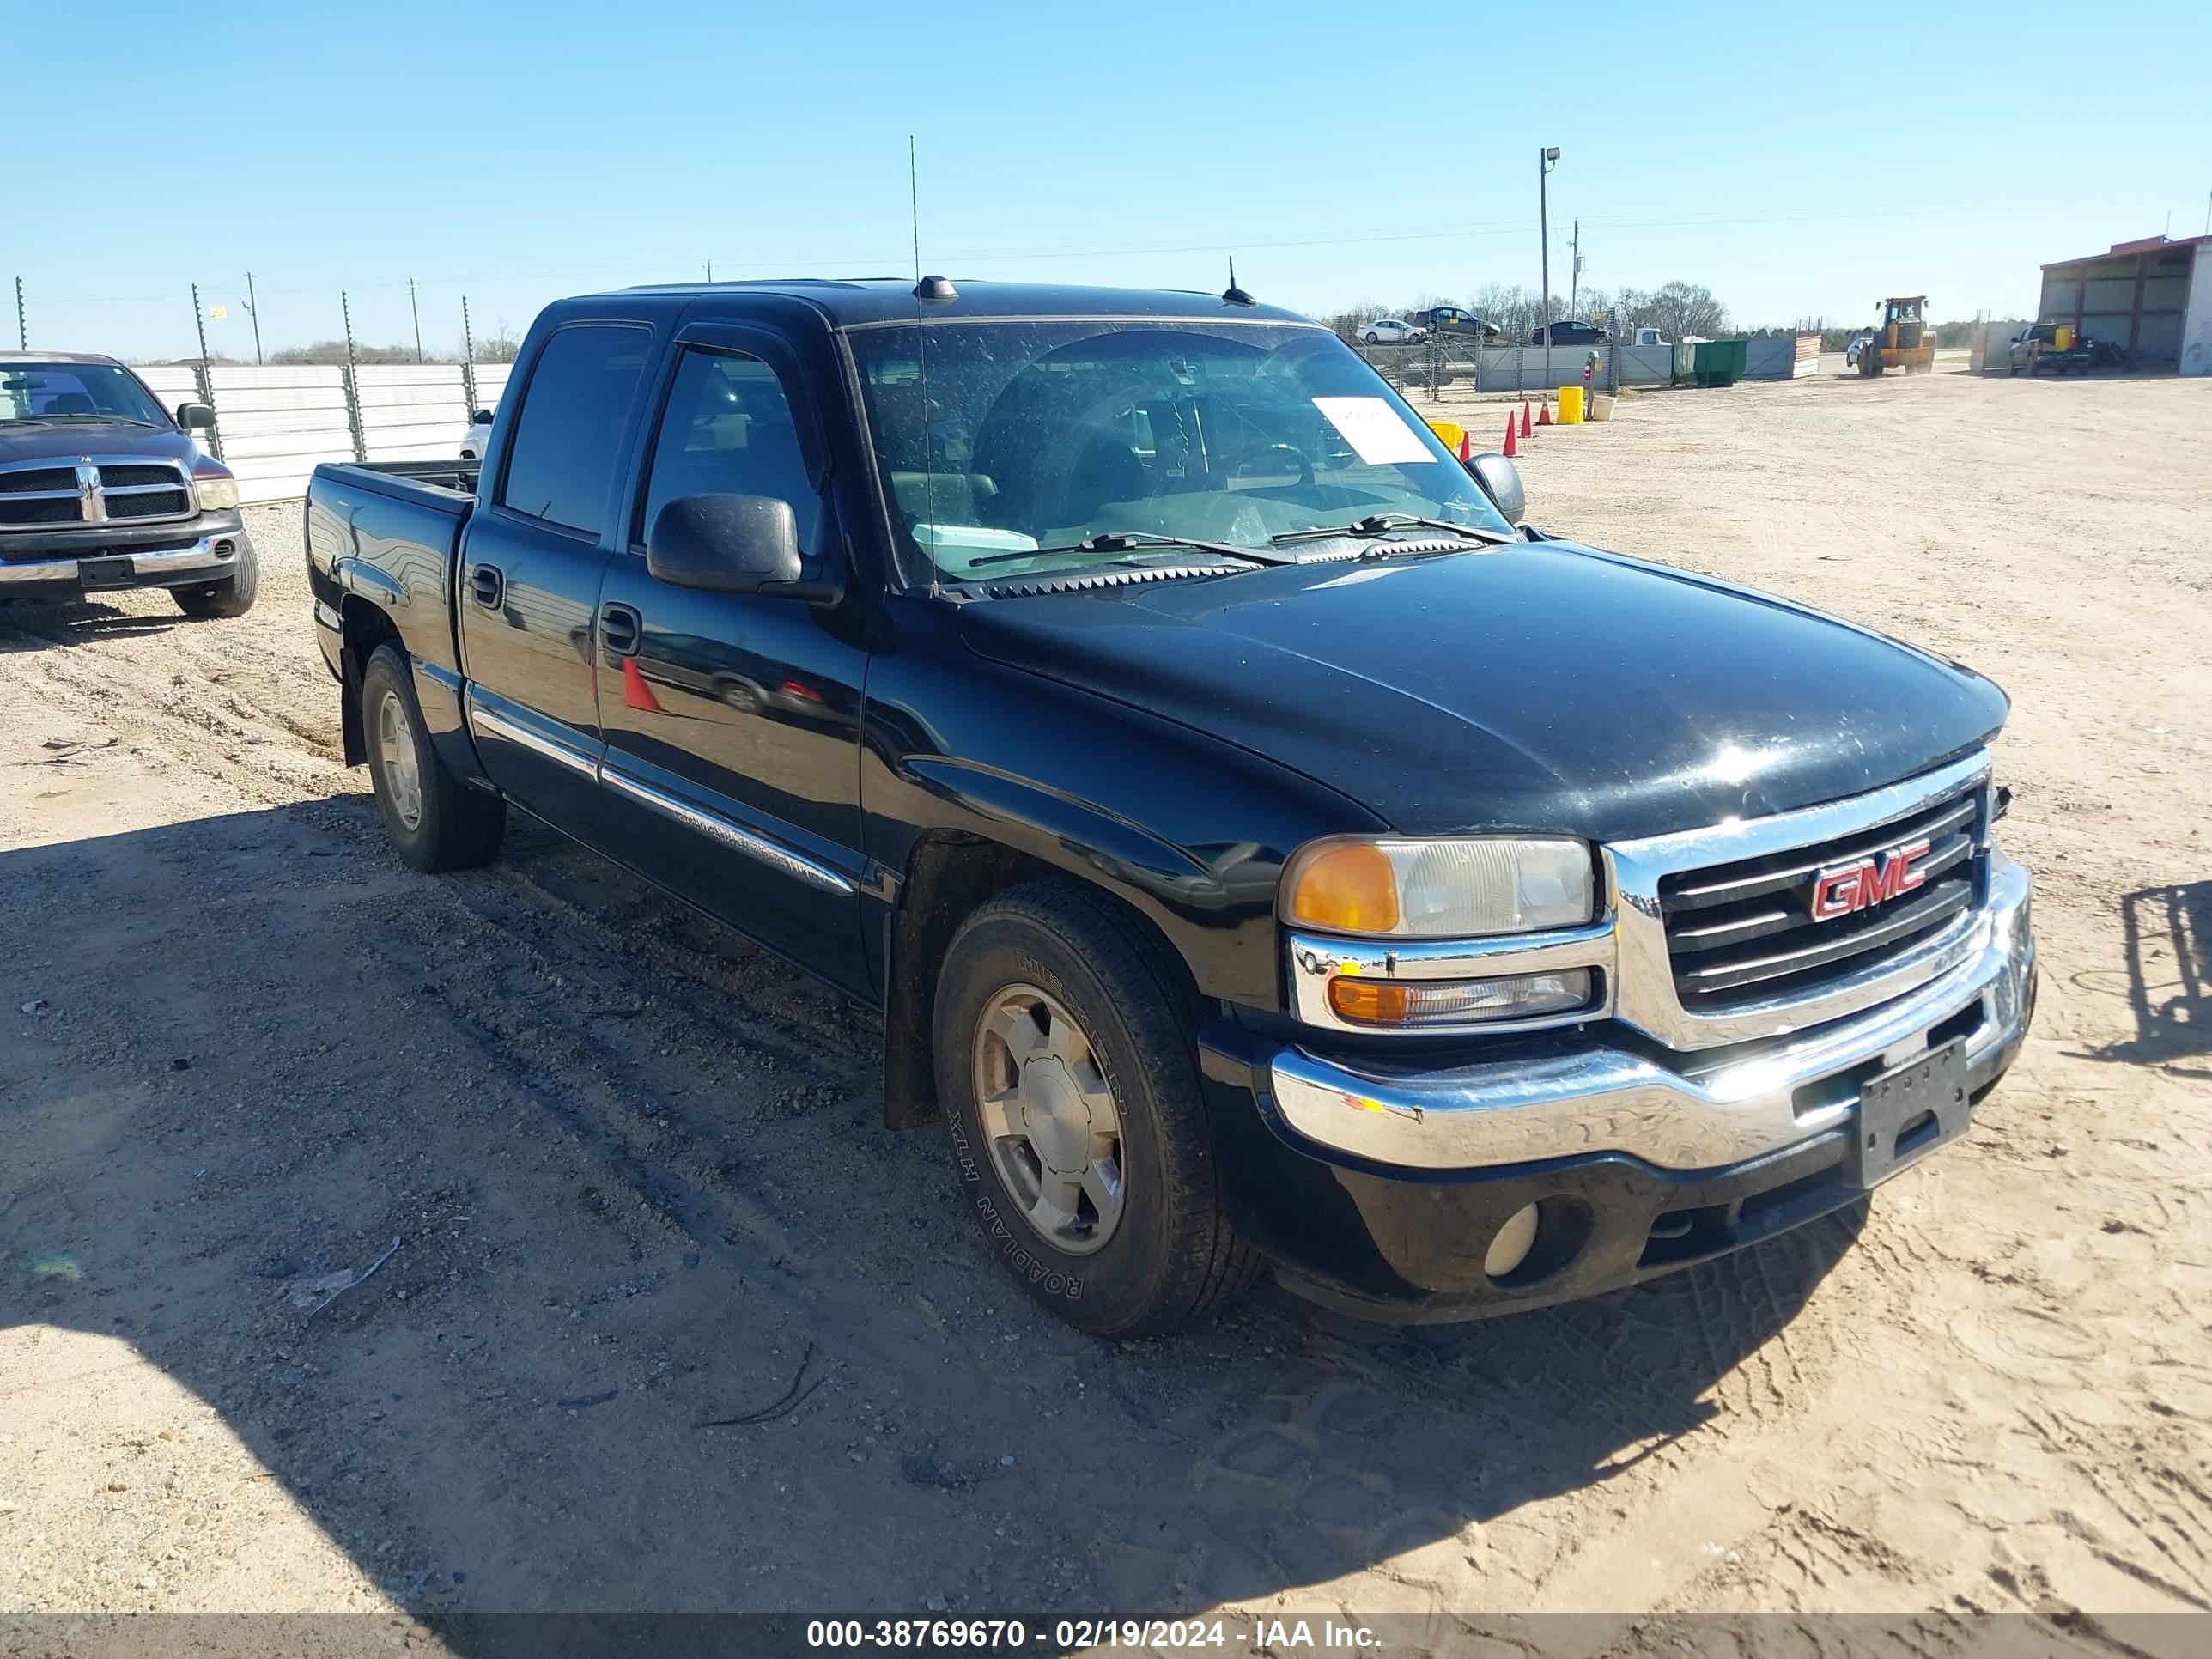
[374,690,423,831]
[972,983,1127,1255]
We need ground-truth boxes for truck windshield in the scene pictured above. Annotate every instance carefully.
[0,363,169,427]
[846,319,1512,586]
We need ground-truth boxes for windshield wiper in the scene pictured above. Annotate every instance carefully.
[1270,514,1509,546]
[969,531,1296,570]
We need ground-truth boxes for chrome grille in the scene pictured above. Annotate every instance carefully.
[1660,783,1984,1011]
[0,456,195,530]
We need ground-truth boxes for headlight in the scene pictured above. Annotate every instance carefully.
[194,475,240,511]
[1284,836,1595,938]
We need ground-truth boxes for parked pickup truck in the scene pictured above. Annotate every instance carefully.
[2008,324,2125,376]
[1,352,258,614]
[307,278,2037,1335]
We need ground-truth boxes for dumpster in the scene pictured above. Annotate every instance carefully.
[1671,342,1698,385]
[1693,340,1747,387]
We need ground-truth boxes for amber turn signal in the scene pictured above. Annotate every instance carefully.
[1286,842,1401,934]
[1328,978,1410,1024]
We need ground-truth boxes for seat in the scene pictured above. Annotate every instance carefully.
[45,392,96,415]
[1063,437,1146,520]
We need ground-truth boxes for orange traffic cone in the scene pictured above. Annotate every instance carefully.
[1521,401,1533,438]
[1458,431,1473,463]
[1502,414,1518,459]
[1536,398,1553,427]
[621,657,665,714]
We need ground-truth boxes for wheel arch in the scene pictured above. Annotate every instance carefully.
[880,829,1206,1132]
[337,596,404,767]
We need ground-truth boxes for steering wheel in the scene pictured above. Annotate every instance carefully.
[1224,443,1314,489]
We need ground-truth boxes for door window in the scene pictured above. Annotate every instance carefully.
[637,349,822,554]
[498,324,651,537]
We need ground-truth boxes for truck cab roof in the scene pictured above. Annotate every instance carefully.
[612,277,1316,330]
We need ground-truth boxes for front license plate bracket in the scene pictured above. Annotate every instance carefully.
[78,556,135,590]
[1848,1036,1971,1189]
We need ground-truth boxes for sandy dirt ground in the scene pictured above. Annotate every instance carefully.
[2,362,2208,1653]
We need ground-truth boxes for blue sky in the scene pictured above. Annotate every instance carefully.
[17,0,2211,360]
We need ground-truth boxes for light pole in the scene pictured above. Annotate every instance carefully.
[1538,147,1560,346]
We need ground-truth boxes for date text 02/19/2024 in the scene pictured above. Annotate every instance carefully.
[804,1619,1382,1650]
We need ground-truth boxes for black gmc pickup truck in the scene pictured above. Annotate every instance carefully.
[306,278,2036,1335]
[1,352,258,615]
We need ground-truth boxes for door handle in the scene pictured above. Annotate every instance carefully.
[469,563,504,608]
[599,602,642,658]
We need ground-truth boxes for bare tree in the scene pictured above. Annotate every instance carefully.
[471,319,524,364]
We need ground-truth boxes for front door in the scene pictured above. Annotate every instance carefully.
[595,332,869,992]
[457,319,653,830]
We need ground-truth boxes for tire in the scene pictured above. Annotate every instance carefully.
[934,878,1261,1336]
[359,643,506,873]
[173,538,259,619]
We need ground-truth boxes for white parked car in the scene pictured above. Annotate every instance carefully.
[1359,319,1426,345]
[460,409,493,461]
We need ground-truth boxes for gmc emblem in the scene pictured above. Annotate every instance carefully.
[1809,836,1932,921]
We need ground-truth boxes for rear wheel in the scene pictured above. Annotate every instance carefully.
[173,539,259,619]
[360,643,506,872]
[934,878,1261,1336]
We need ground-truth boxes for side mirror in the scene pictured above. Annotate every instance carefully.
[646,493,838,602]
[471,410,494,425]
[177,402,217,430]
[1467,453,1526,525]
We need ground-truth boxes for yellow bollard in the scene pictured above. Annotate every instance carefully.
[1557,386,1584,424]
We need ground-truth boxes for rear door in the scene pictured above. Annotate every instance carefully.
[593,324,870,991]
[458,319,654,826]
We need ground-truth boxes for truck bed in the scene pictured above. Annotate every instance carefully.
[315,458,479,500]
[307,460,475,692]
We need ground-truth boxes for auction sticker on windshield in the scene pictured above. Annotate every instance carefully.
[1310,397,1433,465]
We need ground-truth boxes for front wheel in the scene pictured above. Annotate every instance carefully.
[173,539,259,619]
[934,879,1261,1336]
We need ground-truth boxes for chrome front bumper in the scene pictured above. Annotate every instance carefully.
[1270,852,2033,1173]
[0,530,246,588]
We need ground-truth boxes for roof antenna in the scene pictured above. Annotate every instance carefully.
[909,135,957,304]
[1222,257,1254,307]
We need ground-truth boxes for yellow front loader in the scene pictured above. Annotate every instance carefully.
[1858,295,1936,375]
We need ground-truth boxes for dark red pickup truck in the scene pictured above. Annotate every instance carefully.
[0,352,258,615]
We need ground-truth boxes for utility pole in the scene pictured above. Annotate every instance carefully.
[243,271,264,365]
[408,276,424,365]
[1538,147,1560,346]
[13,276,23,349]
[1569,219,1583,317]
[706,260,714,282]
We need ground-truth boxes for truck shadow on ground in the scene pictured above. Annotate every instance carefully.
[0,800,1862,1628]
[0,593,187,647]
[2075,881,2210,1079]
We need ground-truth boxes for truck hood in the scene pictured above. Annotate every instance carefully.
[957,543,2008,842]
[0,422,197,465]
